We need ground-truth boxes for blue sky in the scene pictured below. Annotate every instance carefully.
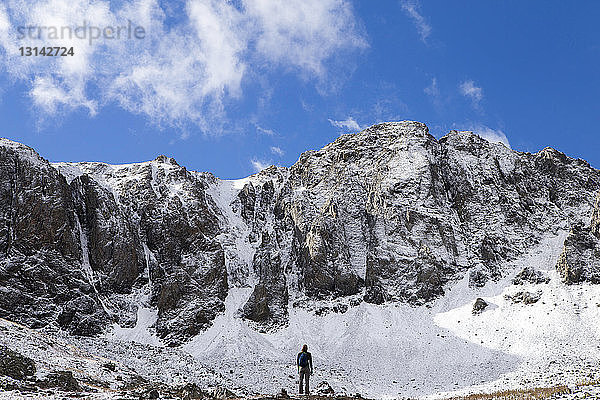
[0,1,598,178]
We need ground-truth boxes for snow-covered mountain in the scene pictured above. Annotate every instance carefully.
[1,121,600,398]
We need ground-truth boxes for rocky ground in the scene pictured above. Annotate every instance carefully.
[0,317,370,400]
[0,317,228,399]
[3,312,600,400]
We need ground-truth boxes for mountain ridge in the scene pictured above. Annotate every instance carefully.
[1,121,599,345]
[2,121,600,397]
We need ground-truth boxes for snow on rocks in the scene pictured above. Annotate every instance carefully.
[1,122,600,399]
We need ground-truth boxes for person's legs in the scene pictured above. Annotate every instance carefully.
[304,370,310,395]
[299,370,305,394]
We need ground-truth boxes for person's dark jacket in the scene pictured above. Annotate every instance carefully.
[297,351,313,373]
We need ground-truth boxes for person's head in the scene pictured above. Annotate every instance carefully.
[302,344,308,352]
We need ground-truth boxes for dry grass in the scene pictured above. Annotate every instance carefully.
[442,385,570,400]
[576,378,600,387]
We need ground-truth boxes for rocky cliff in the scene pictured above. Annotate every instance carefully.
[556,190,600,283]
[0,122,599,344]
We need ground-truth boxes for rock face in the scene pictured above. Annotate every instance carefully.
[0,121,599,342]
[556,205,600,284]
[0,345,36,380]
[0,141,93,333]
[592,191,600,238]
[0,142,228,345]
[555,190,600,284]
[241,231,289,326]
[57,158,229,345]
[240,122,599,325]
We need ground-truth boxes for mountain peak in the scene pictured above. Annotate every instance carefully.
[153,154,179,166]
[364,120,428,131]
[538,146,566,159]
[0,137,49,168]
[0,137,41,155]
[441,129,489,142]
[320,121,435,154]
[360,120,431,138]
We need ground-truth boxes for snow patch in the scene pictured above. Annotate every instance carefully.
[108,301,160,346]
[207,178,257,286]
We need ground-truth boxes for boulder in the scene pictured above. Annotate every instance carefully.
[179,383,209,399]
[210,386,237,399]
[512,267,550,285]
[38,370,81,392]
[0,345,35,380]
[505,290,542,305]
[472,298,489,314]
[315,381,335,395]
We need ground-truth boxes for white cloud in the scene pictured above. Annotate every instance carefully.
[251,158,271,172]
[0,5,11,37]
[245,0,367,77]
[459,80,484,107]
[270,146,284,156]
[463,124,510,148]
[187,0,246,97]
[0,0,365,131]
[329,117,363,131]
[179,130,191,140]
[30,76,97,115]
[400,0,431,43]
[424,77,438,97]
[424,77,445,111]
[255,125,276,135]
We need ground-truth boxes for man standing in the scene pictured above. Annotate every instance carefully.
[297,344,313,395]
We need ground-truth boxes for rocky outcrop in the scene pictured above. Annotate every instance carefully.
[592,191,600,238]
[72,175,145,295]
[38,371,81,392]
[315,381,335,395]
[69,158,229,345]
[241,123,600,321]
[266,123,597,324]
[505,290,542,305]
[472,298,488,314]
[241,232,288,328]
[556,224,600,284]
[512,267,550,285]
[0,145,228,344]
[0,140,99,334]
[1,121,600,340]
[555,190,600,284]
[0,345,35,380]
